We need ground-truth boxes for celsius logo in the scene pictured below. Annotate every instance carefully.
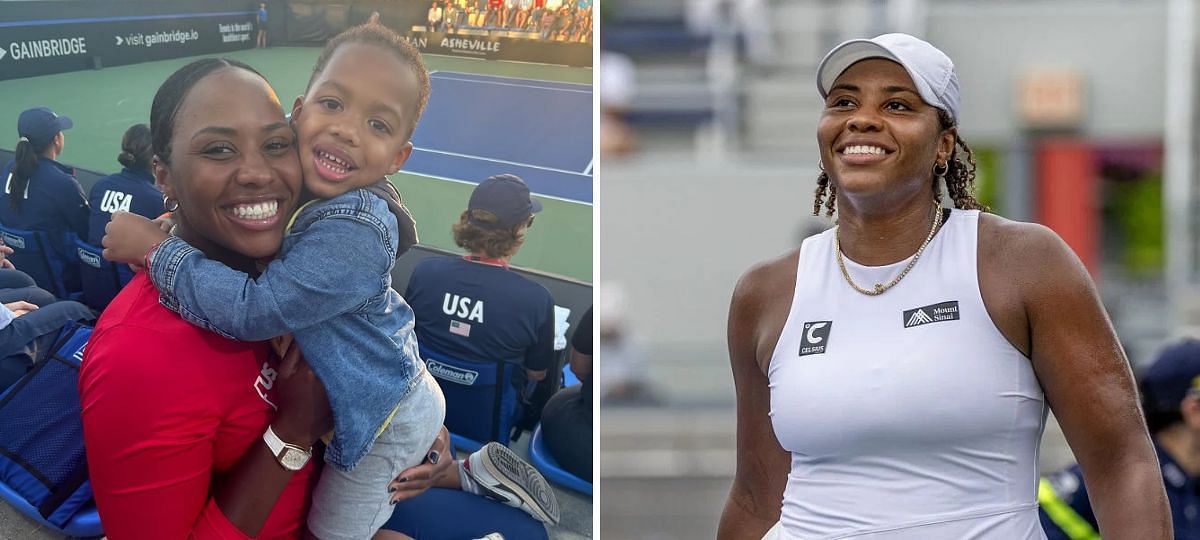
[799,321,832,356]
[903,301,961,328]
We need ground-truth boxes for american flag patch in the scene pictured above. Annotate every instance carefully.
[449,320,471,337]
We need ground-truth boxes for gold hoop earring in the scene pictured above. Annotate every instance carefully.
[164,196,180,213]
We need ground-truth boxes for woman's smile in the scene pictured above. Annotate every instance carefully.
[222,197,284,230]
[837,143,893,166]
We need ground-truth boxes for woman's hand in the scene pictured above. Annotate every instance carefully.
[387,425,452,504]
[102,212,169,266]
[271,342,332,448]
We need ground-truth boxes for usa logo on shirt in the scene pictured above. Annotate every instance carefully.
[799,321,832,356]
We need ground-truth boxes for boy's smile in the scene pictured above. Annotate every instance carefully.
[294,42,418,199]
[312,144,358,183]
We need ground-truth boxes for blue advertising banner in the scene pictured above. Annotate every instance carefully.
[0,11,257,81]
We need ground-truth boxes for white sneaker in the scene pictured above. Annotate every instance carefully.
[463,442,561,524]
[472,534,504,540]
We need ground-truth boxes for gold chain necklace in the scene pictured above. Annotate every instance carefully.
[834,200,943,296]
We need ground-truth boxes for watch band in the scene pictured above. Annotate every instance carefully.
[263,425,311,471]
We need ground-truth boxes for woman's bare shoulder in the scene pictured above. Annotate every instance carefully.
[729,249,800,374]
[978,212,1070,265]
[732,249,800,311]
[976,212,1091,338]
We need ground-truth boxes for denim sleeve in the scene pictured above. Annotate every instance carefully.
[524,295,556,371]
[147,216,393,342]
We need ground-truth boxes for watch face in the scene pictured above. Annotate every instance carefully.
[280,447,310,470]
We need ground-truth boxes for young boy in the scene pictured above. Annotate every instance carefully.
[103,24,558,537]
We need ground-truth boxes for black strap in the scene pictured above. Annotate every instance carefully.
[364,180,419,259]
[491,358,505,442]
[37,462,89,520]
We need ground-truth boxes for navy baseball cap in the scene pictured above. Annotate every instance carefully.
[1140,339,1200,414]
[467,174,543,229]
[17,107,72,149]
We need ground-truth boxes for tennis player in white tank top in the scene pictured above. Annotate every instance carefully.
[718,34,1170,540]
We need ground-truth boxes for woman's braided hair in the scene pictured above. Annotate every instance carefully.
[812,109,988,216]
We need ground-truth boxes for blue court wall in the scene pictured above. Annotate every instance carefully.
[0,148,593,329]
[0,0,266,81]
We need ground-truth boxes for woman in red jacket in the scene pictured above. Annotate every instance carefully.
[81,54,549,540]
[79,57,333,539]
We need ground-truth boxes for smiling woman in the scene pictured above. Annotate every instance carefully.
[814,58,983,222]
[718,33,1172,540]
[91,26,558,539]
[80,58,328,539]
[146,62,301,269]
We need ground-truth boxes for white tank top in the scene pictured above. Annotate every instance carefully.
[768,209,1048,539]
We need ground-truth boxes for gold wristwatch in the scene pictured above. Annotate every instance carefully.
[263,425,311,471]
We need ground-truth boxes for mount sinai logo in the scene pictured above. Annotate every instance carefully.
[902,301,960,328]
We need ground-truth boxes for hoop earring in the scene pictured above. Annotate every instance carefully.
[933,161,948,181]
[818,161,825,172]
[932,162,949,203]
[164,196,180,213]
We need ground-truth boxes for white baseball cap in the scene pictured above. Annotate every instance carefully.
[816,33,960,121]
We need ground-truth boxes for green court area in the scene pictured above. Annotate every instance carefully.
[0,48,593,281]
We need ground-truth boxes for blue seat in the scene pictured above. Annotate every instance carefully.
[562,361,580,388]
[0,322,101,537]
[422,347,527,448]
[529,424,590,495]
[72,235,132,312]
[449,433,486,454]
[0,482,102,537]
[0,225,75,299]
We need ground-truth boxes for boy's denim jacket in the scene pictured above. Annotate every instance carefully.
[148,188,423,470]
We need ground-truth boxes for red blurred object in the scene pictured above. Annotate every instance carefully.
[1036,139,1099,278]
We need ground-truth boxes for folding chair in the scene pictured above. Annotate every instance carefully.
[422,346,527,451]
[72,235,132,312]
[529,424,591,495]
[0,225,74,299]
[0,322,102,536]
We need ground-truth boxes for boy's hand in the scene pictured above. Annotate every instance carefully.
[153,215,175,235]
[102,212,169,266]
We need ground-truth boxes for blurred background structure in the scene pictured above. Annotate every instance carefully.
[599,0,1200,537]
